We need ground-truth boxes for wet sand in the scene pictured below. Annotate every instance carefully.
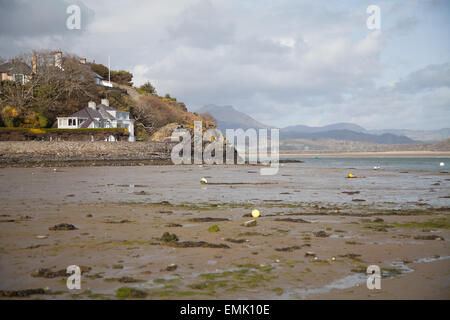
[0,165,449,299]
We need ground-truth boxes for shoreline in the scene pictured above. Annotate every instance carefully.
[279,151,450,158]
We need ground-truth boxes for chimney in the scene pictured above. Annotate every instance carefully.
[54,50,62,69]
[80,58,86,64]
[101,99,109,106]
[88,101,96,109]
[31,52,37,75]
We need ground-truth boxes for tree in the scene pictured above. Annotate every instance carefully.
[111,70,133,86]
[138,82,157,95]
[87,62,109,79]
[0,50,99,127]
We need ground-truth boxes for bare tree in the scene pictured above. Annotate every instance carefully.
[0,50,100,126]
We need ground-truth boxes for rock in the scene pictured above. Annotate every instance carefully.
[243,220,257,227]
[314,231,330,238]
[339,253,362,260]
[118,277,142,283]
[274,218,310,223]
[275,245,301,252]
[105,219,132,224]
[49,223,78,231]
[342,191,360,195]
[189,217,229,222]
[166,264,178,272]
[225,238,247,244]
[31,268,66,278]
[161,232,179,242]
[414,235,444,241]
[164,241,230,249]
[31,266,91,278]
[86,214,93,218]
[0,288,47,297]
[166,223,182,228]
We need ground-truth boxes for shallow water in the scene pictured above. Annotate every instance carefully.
[285,157,450,172]
[282,255,450,299]
[0,164,448,209]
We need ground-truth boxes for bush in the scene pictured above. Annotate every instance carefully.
[1,106,19,127]
[138,82,157,95]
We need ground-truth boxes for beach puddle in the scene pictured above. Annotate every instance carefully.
[281,255,450,299]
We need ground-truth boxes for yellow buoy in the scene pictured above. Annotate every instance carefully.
[348,173,355,179]
[251,209,260,218]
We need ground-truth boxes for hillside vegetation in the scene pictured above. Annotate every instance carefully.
[0,50,212,141]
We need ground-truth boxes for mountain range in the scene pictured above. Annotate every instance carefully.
[197,105,450,144]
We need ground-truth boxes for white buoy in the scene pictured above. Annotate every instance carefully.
[440,162,445,167]
[200,178,208,185]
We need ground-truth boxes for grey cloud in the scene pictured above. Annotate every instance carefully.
[166,0,235,49]
[394,63,450,93]
[0,0,94,37]
[0,0,94,58]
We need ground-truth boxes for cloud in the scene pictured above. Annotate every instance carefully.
[394,63,450,93]
[0,0,448,130]
[0,0,94,57]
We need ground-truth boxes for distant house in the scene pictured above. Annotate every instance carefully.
[57,99,135,142]
[1,51,114,88]
[0,61,32,84]
[79,57,113,88]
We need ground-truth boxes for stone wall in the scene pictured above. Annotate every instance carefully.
[0,141,175,167]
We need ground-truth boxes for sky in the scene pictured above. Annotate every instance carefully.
[0,0,449,130]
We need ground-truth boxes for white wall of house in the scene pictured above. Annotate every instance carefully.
[57,117,89,129]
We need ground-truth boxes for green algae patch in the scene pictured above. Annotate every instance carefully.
[196,264,277,292]
[208,225,220,233]
[148,289,211,298]
[116,287,148,299]
[392,218,450,230]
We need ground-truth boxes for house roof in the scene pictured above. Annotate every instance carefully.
[96,105,115,120]
[71,107,104,119]
[68,104,134,122]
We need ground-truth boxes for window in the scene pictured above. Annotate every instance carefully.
[69,119,72,126]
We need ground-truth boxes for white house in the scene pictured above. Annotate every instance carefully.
[57,99,135,142]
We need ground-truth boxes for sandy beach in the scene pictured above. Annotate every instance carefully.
[0,164,449,300]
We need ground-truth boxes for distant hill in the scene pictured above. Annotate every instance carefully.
[368,128,450,142]
[279,129,417,144]
[282,123,367,134]
[197,105,273,131]
[196,105,449,145]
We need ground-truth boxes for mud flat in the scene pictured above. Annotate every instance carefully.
[0,165,449,299]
